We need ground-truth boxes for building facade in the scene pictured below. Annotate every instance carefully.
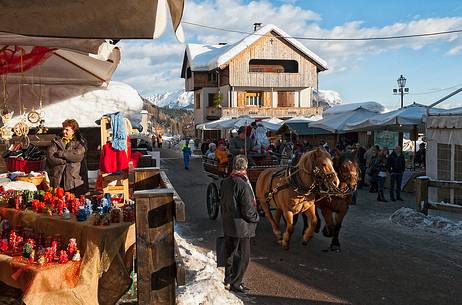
[181,24,328,128]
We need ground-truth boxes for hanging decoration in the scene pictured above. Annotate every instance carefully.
[0,46,55,75]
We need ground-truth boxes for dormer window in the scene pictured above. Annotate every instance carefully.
[249,59,298,73]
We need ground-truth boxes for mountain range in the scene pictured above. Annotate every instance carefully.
[143,89,342,110]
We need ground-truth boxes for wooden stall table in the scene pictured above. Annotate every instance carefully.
[0,207,135,305]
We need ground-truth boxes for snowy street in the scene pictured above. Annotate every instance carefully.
[159,147,462,305]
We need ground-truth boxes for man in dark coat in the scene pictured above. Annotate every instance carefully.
[220,155,259,293]
[387,145,406,201]
[47,119,88,196]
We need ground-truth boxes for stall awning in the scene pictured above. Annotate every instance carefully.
[0,0,184,41]
[284,122,331,136]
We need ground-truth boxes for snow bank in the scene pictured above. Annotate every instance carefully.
[390,207,462,237]
[175,233,243,305]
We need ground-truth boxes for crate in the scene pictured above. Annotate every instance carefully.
[7,157,45,173]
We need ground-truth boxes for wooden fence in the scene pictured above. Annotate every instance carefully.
[133,167,186,305]
[415,176,462,215]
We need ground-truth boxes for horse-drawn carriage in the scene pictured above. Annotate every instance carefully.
[202,154,284,219]
[203,147,360,252]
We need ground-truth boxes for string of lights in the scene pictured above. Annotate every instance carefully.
[182,21,462,41]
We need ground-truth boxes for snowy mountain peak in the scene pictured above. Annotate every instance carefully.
[144,90,193,109]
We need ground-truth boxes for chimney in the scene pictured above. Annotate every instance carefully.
[253,23,262,32]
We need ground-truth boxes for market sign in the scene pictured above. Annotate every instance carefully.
[374,130,398,149]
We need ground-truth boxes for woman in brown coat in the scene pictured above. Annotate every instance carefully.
[47,119,88,195]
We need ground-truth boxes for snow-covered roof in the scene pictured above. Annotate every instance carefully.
[185,24,328,72]
[8,81,143,128]
[324,101,385,116]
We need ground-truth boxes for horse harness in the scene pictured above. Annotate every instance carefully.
[264,160,355,206]
[264,162,327,205]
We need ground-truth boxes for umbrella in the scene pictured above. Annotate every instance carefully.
[310,108,379,133]
[0,0,185,41]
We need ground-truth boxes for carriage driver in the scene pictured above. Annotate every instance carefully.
[220,155,259,293]
[229,126,254,156]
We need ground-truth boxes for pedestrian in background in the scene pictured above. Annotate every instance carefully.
[376,147,389,202]
[387,145,405,201]
[220,155,259,294]
[366,146,379,193]
[182,143,192,170]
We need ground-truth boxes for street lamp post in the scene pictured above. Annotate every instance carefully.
[393,74,409,108]
[393,74,409,147]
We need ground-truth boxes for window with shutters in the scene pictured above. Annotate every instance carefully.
[245,92,262,106]
[194,92,200,109]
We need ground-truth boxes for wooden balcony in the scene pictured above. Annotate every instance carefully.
[220,106,323,118]
[206,106,222,120]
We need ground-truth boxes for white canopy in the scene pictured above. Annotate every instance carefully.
[346,103,444,132]
[310,108,380,133]
[323,101,385,116]
[196,116,283,132]
[0,34,120,86]
[0,0,185,41]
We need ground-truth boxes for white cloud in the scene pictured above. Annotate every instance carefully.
[113,0,462,96]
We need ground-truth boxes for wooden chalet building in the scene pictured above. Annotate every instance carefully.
[180,23,328,131]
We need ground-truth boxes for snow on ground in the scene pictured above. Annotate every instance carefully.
[175,233,243,305]
[390,207,462,237]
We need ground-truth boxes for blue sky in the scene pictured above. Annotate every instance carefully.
[113,0,462,109]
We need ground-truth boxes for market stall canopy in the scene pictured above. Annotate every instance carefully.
[0,0,185,41]
[310,107,380,133]
[196,116,283,132]
[0,32,113,54]
[346,103,445,132]
[323,101,385,116]
[279,115,328,135]
[0,43,120,86]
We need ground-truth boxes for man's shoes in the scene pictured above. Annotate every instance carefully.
[397,197,404,201]
[390,197,396,202]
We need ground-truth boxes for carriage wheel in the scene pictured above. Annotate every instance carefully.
[206,183,219,220]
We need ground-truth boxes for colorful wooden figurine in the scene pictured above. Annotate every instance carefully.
[59,250,68,264]
[72,250,81,261]
[67,238,78,258]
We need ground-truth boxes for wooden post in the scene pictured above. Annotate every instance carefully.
[416,176,429,215]
[135,189,175,305]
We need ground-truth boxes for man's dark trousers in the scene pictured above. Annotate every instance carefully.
[390,172,403,199]
[224,236,250,288]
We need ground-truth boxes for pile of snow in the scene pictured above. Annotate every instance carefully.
[9,81,144,128]
[313,90,342,109]
[390,207,462,237]
[324,101,385,116]
[175,233,243,305]
[144,90,194,109]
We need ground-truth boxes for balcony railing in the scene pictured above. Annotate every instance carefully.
[220,106,322,118]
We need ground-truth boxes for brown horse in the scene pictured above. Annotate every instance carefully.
[314,157,359,252]
[256,147,340,250]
